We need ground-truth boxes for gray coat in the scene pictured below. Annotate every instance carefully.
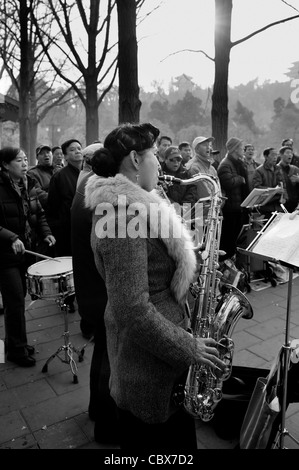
[85,173,199,423]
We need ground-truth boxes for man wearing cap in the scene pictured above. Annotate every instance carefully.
[161,146,197,208]
[186,136,220,212]
[217,137,249,260]
[27,145,55,209]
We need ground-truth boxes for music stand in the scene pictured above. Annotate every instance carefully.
[41,293,88,384]
[238,211,299,449]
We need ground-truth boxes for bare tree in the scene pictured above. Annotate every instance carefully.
[162,0,299,162]
[116,0,141,123]
[0,0,73,163]
[212,0,299,161]
[32,0,118,144]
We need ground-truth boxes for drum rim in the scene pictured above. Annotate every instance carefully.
[27,256,73,276]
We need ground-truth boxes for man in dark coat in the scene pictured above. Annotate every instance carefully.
[217,137,249,260]
[47,139,83,257]
[70,145,118,445]
[27,145,55,209]
[252,147,284,219]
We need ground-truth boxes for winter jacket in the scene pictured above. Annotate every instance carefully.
[70,171,107,328]
[0,171,52,267]
[276,162,299,212]
[217,154,249,213]
[160,163,197,207]
[85,173,198,424]
[27,164,55,208]
[252,161,283,214]
[47,163,80,255]
[186,154,219,200]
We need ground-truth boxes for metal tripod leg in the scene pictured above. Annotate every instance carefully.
[271,268,299,449]
[41,297,85,384]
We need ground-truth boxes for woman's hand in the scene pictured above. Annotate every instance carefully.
[44,235,56,246]
[12,238,25,255]
[194,337,229,374]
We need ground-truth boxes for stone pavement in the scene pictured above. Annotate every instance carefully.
[0,276,299,450]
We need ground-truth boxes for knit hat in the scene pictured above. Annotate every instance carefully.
[192,136,214,151]
[164,146,182,160]
[226,137,243,154]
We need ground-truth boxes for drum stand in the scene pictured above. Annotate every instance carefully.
[41,294,87,384]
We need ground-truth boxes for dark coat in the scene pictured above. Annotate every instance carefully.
[47,164,80,255]
[161,163,198,207]
[0,172,52,268]
[27,165,55,209]
[252,161,284,214]
[217,154,249,213]
[276,162,299,212]
[70,171,107,328]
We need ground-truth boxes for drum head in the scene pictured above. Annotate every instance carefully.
[27,257,72,276]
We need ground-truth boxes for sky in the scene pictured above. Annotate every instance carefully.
[0,0,299,94]
[137,0,299,91]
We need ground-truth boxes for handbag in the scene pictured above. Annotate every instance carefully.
[239,349,282,449]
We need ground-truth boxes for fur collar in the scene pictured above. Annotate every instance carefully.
[85,173,197,304]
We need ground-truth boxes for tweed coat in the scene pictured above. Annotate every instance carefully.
[85,173,199,423]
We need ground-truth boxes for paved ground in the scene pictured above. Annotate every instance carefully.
[0,276,299,451]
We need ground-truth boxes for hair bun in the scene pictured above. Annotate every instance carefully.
[92,147,118,177]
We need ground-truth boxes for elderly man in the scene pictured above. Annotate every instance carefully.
[27,145,54,209]
[252,147,284,220]
[217,137,249,260]
[277,145,299,212]
[186,136,220,212]
[243,144,259,192]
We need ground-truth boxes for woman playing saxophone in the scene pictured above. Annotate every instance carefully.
[84,122,228,450]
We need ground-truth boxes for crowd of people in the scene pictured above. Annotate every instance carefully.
[1,125,299,450]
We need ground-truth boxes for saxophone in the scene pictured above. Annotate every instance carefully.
[158,173,253,422]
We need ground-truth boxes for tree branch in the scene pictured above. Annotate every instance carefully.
[161,49,214,64]
[232,14,299,48]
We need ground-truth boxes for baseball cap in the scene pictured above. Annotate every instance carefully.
[164,146,182,160]
[192,136,214,150]
[36,145,51,156]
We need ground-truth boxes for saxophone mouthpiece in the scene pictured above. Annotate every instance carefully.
[158,175,182,184]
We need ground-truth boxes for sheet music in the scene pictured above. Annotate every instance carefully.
[251,213,299,267]
[241,187,280,208]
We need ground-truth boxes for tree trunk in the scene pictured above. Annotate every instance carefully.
[116,0,141,124]
[19,1,32,163]
[212,0,232,163]
[85,74,99,144]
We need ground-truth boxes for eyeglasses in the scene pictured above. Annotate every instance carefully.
[168,157,182,162]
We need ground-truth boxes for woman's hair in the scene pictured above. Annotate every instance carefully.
[91,122,160,177]
[0,147,22,169]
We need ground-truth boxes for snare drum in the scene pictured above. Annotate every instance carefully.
[26,257,74,300]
